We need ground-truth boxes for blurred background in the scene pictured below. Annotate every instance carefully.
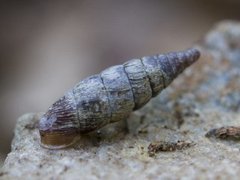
[0,0,240,165]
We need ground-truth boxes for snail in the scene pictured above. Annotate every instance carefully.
[39,48,200,149]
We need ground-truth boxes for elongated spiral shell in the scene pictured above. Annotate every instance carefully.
[39,48,200,149]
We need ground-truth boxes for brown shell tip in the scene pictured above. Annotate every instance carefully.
[192,48,201,60]
[186,48,201,65]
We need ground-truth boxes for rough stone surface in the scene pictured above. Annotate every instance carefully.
[1,21,240,179]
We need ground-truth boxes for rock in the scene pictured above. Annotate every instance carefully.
[0,155,3,168]
[1,21,240,179]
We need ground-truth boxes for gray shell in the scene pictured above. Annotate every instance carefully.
[39,48,200,134]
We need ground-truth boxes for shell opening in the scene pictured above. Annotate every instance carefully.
[39,130,80,149]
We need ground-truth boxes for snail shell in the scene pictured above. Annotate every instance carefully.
[39,48,200,149]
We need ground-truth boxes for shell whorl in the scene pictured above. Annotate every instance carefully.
[39,48,200,149]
